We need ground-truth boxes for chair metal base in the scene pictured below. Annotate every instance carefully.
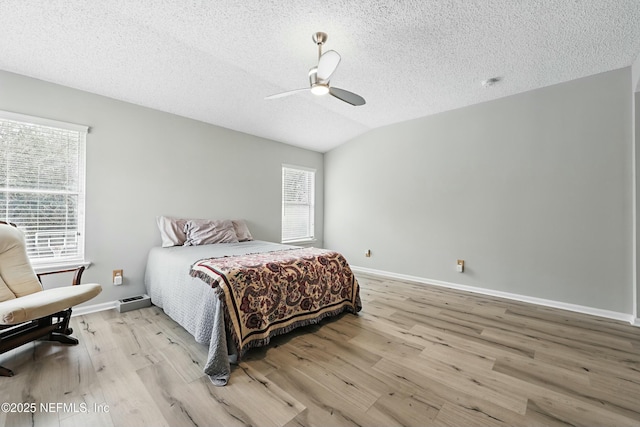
[47,332,79,346]
[1,308,79,377]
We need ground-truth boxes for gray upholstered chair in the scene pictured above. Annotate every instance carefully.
[0,222,102,376]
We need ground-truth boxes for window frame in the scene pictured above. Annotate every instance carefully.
[0,110,88,269]
[281,164,316,244]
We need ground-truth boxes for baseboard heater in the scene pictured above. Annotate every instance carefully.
[116,294,151,313]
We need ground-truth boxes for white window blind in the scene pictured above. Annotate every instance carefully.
[282,165,315,243]
[0,110,87,265]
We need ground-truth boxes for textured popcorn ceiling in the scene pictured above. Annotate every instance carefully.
[1,1,639,152]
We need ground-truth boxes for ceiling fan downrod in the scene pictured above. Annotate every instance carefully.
[312,32,328,60]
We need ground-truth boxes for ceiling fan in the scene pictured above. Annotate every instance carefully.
[265,32,366,106]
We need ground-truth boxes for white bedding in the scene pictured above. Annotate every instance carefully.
[144,240,296,386]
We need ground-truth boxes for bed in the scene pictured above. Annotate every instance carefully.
[144,240,361,386]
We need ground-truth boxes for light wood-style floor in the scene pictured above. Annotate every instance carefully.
[1,273,640,426]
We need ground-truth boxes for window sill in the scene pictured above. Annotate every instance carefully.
[32,260,92,275]
[282,238,317,246]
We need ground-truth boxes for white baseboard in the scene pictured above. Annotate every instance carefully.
[71,301,117,317]
[351,265,637,326]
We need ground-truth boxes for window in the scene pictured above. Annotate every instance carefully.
[282,165,315,243]
[0,110,87,266]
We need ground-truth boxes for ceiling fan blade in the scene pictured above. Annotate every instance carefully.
[329,87,366,106]
[265,88,309,100]
[316,50,341,81]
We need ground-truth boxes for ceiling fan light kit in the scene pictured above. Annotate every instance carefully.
[308,66,329,95]
[265,32,366,106]
[310,84,330,96]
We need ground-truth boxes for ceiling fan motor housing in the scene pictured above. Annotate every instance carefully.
[308,67,329,95]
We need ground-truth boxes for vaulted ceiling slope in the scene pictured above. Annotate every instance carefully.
[1,1,639,152]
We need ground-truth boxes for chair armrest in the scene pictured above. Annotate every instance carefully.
[36,266,85,286]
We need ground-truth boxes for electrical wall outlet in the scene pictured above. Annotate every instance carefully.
[365,249,371,257]
[113,269,123,285]
[456,260,465,273]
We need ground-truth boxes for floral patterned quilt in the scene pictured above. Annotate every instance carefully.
[190,247,361,358]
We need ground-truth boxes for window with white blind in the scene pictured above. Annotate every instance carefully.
[282,165,315,243]
[0,110,87,265]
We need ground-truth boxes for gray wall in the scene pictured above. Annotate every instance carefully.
[325,67,633,314]
[0,70,324,305]
[636,90,640,319]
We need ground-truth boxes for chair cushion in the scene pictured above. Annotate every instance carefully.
[0,283,102,325]
[0,225,43,299]
[0,277,16,303]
